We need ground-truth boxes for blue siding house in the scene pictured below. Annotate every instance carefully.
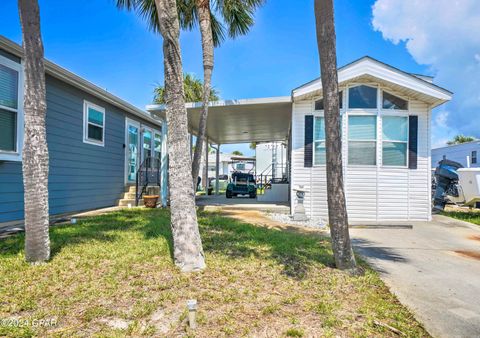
[0,36,163,226]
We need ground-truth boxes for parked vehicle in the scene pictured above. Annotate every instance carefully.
[433,159,480,211]
[226,172,257,198]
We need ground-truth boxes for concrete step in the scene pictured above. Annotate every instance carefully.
[118,198,144,207]
[123,192,136,199]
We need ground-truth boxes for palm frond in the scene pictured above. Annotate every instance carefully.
[178,0,198,30]
[210,11,226,47]
[153,73,220,104]
[214,0,264,39]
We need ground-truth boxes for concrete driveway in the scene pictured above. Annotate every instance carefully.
[351,215,480,338]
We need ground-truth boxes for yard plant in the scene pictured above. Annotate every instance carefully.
[0,209,428,337]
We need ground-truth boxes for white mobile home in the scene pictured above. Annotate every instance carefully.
[432,141,480,169]
[148,57,452,222]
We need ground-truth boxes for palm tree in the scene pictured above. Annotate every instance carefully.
[116,0,264,189]
[117,0,205,272]
[18,0,50,263]
[314,0,358,273]
[231,150,243,156]
[446,135,476,145]
[188,0,264,190]
[154,73,219,104]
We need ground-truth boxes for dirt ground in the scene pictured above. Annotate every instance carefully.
[209,207,328,236]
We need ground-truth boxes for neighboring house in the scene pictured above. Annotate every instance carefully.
[432,141,480,168]
[0,36,162,226]
[148,56,452,222]
[255,142,287,180]
[199,152,255,180]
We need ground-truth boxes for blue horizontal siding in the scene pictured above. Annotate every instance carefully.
[0,73,160,224]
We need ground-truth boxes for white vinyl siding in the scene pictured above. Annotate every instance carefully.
[291,85,431,222]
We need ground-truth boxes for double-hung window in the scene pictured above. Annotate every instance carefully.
[348,115,377,165]
[472,151,477,164]
[313,116,326,165]
[0,56,23,160]
[382,116,408,166]
[83,101,105,146]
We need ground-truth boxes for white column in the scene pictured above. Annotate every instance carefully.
[204,138,209,191]
[215,144,220,195]
[160,119,168,207]
[190,133,193,159]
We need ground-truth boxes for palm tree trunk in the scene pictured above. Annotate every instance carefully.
[154,0,205,272]
[18,0,50,263]
[191,0,214,190]
[314,0,357,272]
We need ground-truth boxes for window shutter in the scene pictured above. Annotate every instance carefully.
[304,115,313,167]
[408,115,418,169]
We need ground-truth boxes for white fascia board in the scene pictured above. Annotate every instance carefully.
[292,58,452,102]
[146,96,292,113]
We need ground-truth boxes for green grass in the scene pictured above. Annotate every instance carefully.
[0,209,428,337]
[442,210,480,225]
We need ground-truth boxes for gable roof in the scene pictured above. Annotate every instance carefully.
[0,35,160,127]
[292,56,452,108]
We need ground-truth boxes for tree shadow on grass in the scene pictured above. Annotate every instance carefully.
[197,211,335,279]
[0,209,334,279]
[0,209,174,260]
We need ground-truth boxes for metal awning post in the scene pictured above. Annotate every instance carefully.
[160,118,169,207]
[204,138,209,192]
[215,144,220,195]
[190,133,193,159]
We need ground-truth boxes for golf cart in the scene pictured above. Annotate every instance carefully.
[226,172,257,198]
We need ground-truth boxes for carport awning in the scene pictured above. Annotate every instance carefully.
[146,96,292,144]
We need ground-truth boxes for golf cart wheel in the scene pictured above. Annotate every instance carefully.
[249,192,256,199]
[226,191,232,198]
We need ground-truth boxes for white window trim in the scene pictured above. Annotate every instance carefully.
[0,55,24,162]
[381,115,409,168]
[83,100,105,147]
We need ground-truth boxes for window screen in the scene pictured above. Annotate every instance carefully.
[382,116,408,166]
[0,109,16,151]
[348,115,376,165]
[0,63,19,152]
[84,102,105,145]
[0,64,18,109]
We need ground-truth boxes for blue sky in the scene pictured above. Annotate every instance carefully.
[1,0,470,155]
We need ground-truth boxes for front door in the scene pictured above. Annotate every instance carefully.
[125,119,162,183]
[141,127,162,168]
[126,120,140,183]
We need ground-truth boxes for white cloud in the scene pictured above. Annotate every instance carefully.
[372,0,480,146]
